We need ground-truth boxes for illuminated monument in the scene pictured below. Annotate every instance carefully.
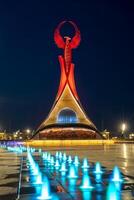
[35,21,102,139]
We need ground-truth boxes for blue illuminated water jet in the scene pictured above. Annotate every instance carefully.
[94,162,103,182]
[68,164,78,178]
[106,182,119,200]
[27,150,40,176]
[94,162,102,174]
[35,172,43,185]
[55,159,60,169]
[60,162,67,172]
[31,164,40,176]
[111,166,123,191]
[95,174,102,183]
[59,152,62,160]
[50,156,55,166]
[68,179,77,193]
[63,153,67,162]
[55,152,59,158]
[43,152,47,160]
[47,153,51,162]
[112,166,122,182]
[68,155,72,164]
[74,156,79,166]
[38,176,52,199]
[39,148,42,154]
[82,191,91,200]
[82,158,89,171]
[80,173,93,190]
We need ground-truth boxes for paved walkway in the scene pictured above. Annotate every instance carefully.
[0,144,134,199]
[0,148,21,199]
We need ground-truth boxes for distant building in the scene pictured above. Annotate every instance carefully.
[101,129,110,139]
[129,133,134,140]
[0,132,12,140]
[0,132,6,140]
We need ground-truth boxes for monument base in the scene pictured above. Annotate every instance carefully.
[33,127,102,140]
[25,139,114,147]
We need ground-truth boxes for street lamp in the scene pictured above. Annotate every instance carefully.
[26,129,31,134]
[121,123,127,138]
[25,129,31,139]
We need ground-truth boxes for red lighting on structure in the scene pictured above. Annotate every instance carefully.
[54,21,81,101]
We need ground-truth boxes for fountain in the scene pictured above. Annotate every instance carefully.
[74,156,79,166]
[47,153,51,162]
[94,162,103,183]
[60,162,67,172]
[94,162,103,174]
[68,155,72,164]
[96,183,103,192]
[27,151,40,175]
[38,176,52,199]
[111,166,123,191]
[68,164,78,179]
[50,156,55,166]
[43,152,47,160]
[63,153,67,162]
[39,148,42,154]
[29,159,35,168]
[55,151,59,158]
[80,173,93,190]
[106,182,119,200]
[68,178,77,192]
[30,148,35,153]
[59,152,62,160]
[82,191,92,200]
[35,172,43,184]
[31,163,40,176]
[95,174,102,183]
[112,166,122,182]
[55,159,60,169]
[81,158,89,171]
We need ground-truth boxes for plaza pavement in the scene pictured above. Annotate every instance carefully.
[0,144,134,198]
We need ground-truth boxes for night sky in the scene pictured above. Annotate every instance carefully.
[0,0,134,133]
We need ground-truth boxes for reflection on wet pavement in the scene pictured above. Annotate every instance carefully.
[45,144,134,177]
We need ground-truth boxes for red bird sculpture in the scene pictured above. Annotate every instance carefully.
[54,21,81,73]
